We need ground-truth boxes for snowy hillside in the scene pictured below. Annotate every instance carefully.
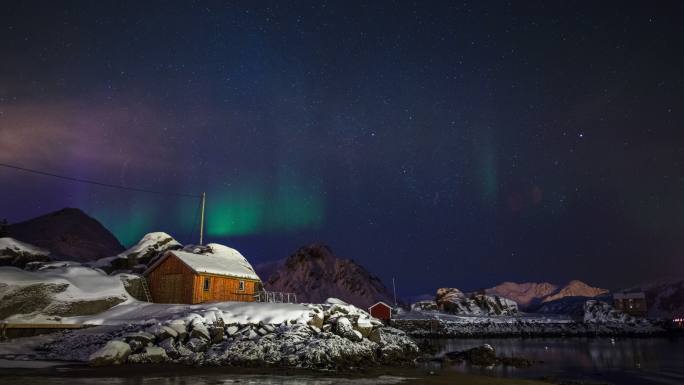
[0,237,50,268]
[264,243,394,309]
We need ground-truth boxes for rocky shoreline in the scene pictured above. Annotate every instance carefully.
[390,318,667,338]
[23,300,419,370]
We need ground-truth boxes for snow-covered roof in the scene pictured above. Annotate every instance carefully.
[369,301,392,310]
[145,243,261,281]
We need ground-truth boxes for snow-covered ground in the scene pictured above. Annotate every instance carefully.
[0,238,49,256]
[0,237,50,268]
[69,301,315,326]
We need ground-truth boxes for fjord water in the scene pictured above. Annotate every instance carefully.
[425,336,684,385]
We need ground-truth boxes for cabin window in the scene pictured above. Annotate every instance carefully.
[203,277,211,292]
[239,280,245,291]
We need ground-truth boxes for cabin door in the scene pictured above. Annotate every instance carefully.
[159,274,183,303]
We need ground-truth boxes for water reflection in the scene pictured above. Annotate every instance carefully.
[424,337,684,384]
[0,375,408,385]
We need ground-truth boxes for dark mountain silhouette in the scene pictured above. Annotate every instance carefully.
[262,243,394,309]
[6,208,124,262]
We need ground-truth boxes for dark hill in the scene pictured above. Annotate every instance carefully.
[262,243,394,309]
[6,208,124,262]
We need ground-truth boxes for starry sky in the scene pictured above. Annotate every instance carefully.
[1,1,683,295]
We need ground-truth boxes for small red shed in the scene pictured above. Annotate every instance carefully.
[369,301,392,321]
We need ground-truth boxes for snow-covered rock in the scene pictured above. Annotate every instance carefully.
[334,317,362,342]
[0,266,137,322]
[411,300,438,312]
[0,237,50,269]
[435,288,518,316]
[583,299,634,323]
[88,340,131,366]
[90,232,181,273]
[127,346,169,364]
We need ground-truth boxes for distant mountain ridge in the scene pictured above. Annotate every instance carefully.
[261,243,394,309]
[484,280,608,310]
[6,208,124,262]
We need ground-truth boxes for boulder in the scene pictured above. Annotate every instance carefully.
[445,344,497,366]
[354,317,373,337]
[190,323,210,340]
[247,329,259,340]
[209,326,224,343]
[127,339,145,354]
[262,324,276,333]
[225,325,239,336]
[127,346,169,364]
[167,321,188,340]
[158,338,180,359]
[88,340,131,366]
[308,312,324,329]
[186,337,208,353]
[123,331,155,345]
[334,317,362,342]
[143,346,168,363]
[159,325,179,340]
[146,324,178,341]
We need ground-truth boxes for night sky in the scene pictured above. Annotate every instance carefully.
[1,1,683,295]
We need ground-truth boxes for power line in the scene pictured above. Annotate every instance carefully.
[0,162,201,198]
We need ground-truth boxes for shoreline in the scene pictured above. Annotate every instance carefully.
[390,317,671,338]
[0,360,553,385]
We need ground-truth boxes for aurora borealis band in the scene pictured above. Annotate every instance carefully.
[2,1,684,295]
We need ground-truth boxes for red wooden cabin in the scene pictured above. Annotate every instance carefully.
[144,244,262,304]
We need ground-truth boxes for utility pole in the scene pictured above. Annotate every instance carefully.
[199,192,206,245]
[392,277,397,307]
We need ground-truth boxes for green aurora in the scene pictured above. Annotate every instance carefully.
[90,182,325,246]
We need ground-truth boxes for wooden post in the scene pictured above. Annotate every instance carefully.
[199,192,206,245]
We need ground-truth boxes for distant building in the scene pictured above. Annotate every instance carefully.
[369,301,392,321]
[673,315,684,329]
[144,244,262,304]
[613,290,647,317]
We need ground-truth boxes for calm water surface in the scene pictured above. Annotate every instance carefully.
[425,336,684,384]
[1,337,682,384]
